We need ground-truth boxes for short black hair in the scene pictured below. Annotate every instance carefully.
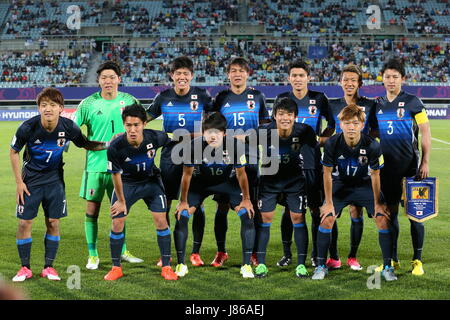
[202,112,227,132]
[122,103,147,123]
[273,97,298,117]
[381,58,405,77]
[97,60,121,77]
[288,59,310,75]
[226,57,250,73]
[170,56,194,74]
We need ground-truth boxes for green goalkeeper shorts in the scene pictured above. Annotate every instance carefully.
[79,171,114,202]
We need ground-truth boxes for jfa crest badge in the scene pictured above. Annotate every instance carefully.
[147,150,156,158]
[57,138,66,147]
[397,108,405,118]
[247,100,255,110]
[403,177,439,222]
[358,156,368,165]
[308,105,317,115]
[291,138,301,152]
[190,101,199,111]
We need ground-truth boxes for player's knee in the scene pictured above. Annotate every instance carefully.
[290,212,305,224]
[349,205,363,218]
[261,214,273,224]
[153,213,169,230]
[375,215,389,230]
[45,218,60,232]
[112,218,125,233]
[86,201,101,216]
[17,219,32,232]
[320,216,335,229]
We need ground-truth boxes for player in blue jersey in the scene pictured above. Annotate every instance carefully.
[146,56,213,268]
[174,112,256,278]
[104,104,178,281]
[369,59,431,276]
[326,64,378,271]
[10,88,106,282]
[274,60,334,269]
[252,97,318,278]
[209,57,270,267]
[314,104,396,281]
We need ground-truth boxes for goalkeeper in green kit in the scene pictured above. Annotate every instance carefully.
[75,61,143,269]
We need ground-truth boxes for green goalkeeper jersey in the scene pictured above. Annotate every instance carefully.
[75,91,140,172]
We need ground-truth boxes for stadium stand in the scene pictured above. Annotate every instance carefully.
[0,0,448,87]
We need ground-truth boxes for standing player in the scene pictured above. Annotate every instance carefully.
[274,60,334,268]
[10,88,106,282]
[75,61,143,270]
[326,64,378,271]
[146,56,213,267]
[174,112,256,278]
[104,104,178,281]
[369,59,431,276]
[209,57,270,267]
[253,97,318,278]
[314,104,396,281]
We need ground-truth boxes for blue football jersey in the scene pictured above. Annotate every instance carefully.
[257,121,318,179]
[368,91,424,173]
[185,136,247,186]
[322,133,383,185]
[11,115,89,187]
[328,96,376,134]
[212,88,270,132]
[146,87,213,134]
[107,129,170,185]
[274,90,333,170]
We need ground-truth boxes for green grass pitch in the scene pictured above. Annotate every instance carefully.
[0,119,449,300]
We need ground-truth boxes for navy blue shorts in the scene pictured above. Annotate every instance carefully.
[16,181,67,220]
[212,164,259,203]
[160,148,183,200]
[304,168,324,209]
[188,179,243,210]
[332,180,383,218]
[111,179,167,219]
[258,176,307,214]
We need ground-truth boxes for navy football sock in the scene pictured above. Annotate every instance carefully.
[349,217,364,258]
[174,211,190,265]
[44,234,60,268]
[280,207,293,257]
[110,231,124,267]
[317,226,332,267]
[256,223,271,265]
[389,211,399,261]
[293,223,308,265]
[378,229,393,268]
[410,220,424,261]
[156,228,172,267]
[310,210,320,259]
[329,221,339,260]
[192,206,205,254]
[214,207,228,252]
[17,238,32,269]
[238,209,255,265]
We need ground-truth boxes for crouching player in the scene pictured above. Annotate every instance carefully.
[104,104,178,281]
[10,88,107,282]
[253,97,318,278]
[174,112,256,278]
[314,104,396,281]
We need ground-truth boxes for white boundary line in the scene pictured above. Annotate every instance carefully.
[432,137,450,145]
